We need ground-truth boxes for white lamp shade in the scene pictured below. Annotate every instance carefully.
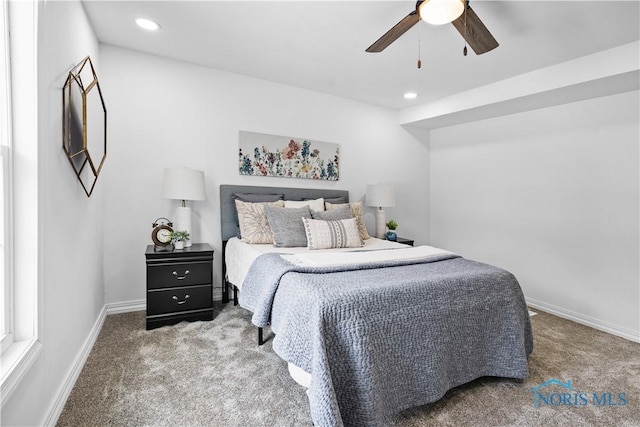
[419,0,464,25]
[161,168,206,201]
[366,184,396,208]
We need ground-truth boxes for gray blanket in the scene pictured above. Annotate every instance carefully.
[240,253,533,427]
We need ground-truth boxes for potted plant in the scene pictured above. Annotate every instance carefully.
[385,219,398,241]
[170,230,190,250]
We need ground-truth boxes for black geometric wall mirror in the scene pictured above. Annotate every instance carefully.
[62,56,107,197]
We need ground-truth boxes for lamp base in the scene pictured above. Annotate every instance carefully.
[174,206,192,248]
[375,208,386,239]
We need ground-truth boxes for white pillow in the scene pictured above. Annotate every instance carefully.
[302,217,363,250]
[284,197,325,212]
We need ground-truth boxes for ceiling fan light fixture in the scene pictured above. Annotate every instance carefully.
[419,0,465,26]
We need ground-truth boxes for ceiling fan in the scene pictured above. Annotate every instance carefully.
[366,0,498,55]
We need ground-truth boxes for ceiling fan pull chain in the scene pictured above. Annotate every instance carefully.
[463,1,468,56]
[417,20,422,69]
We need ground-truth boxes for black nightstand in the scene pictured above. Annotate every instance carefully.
[396,237,414,246]
[145,243,214,330]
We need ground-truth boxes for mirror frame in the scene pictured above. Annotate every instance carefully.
[62,56,107,197]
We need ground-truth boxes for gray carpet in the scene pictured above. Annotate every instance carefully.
[56,303,640,426]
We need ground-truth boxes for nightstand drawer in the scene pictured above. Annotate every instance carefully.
[147,261,211,289]
[147,285,212,316]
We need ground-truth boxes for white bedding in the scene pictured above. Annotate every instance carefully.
[225,236,410,290]
[282,245,455,268]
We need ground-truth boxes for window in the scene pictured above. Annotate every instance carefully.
[0,0,13,354]
[1,0,41,401]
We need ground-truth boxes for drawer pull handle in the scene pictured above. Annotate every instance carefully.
[172,270,190,280]
[172,295,190,305]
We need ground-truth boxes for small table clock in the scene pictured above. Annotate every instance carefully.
[151,217,173,248]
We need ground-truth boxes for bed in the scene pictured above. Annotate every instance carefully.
[220,184,533,427]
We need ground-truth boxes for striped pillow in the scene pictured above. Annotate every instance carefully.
[325,201,370,240]
[302,217,363,250]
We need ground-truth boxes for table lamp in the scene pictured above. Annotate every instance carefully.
[366,184,396,239]
[161,168,206,247]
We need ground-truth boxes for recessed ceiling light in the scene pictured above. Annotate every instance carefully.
[135,18,160,31]
[404,92,418,100]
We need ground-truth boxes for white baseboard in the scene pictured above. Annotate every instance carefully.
[42,305,108,426]
[526,298,640,343]
[105,299,146,314]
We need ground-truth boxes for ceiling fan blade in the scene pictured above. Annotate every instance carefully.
[366,11,420,53]
[451,5,498,55]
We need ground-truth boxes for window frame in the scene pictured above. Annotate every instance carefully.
[0,0,42,404]
[0,148,12,354]
[0,0,14,355]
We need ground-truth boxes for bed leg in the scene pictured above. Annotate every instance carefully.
[222,240,230,303]
[258,327,264,345]
[233,286,239,306]
[222,280,229,304]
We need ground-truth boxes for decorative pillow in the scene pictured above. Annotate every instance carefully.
[232,192,284,203]
[302,217,363,250]
[311,205,352,221]
[264,205,312,247]
[326,201,370,240]
[232,194,284,238]
[284,198,325,212]
[235,200,284,244]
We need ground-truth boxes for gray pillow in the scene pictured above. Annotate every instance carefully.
[264,205,312,247]
[306,196,346,204]
[311,205,352,221]
[232,192,284,202]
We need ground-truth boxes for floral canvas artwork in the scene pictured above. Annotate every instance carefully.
[239,131,339,181]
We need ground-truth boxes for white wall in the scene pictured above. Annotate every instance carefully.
[1,1,105,426]
[98,44,430,304]
[429,91,640,340]
[9,5,635,424]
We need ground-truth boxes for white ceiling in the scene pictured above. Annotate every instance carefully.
[82,1,640,110]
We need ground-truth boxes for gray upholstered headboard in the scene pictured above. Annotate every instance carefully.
[219,184,349,241]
